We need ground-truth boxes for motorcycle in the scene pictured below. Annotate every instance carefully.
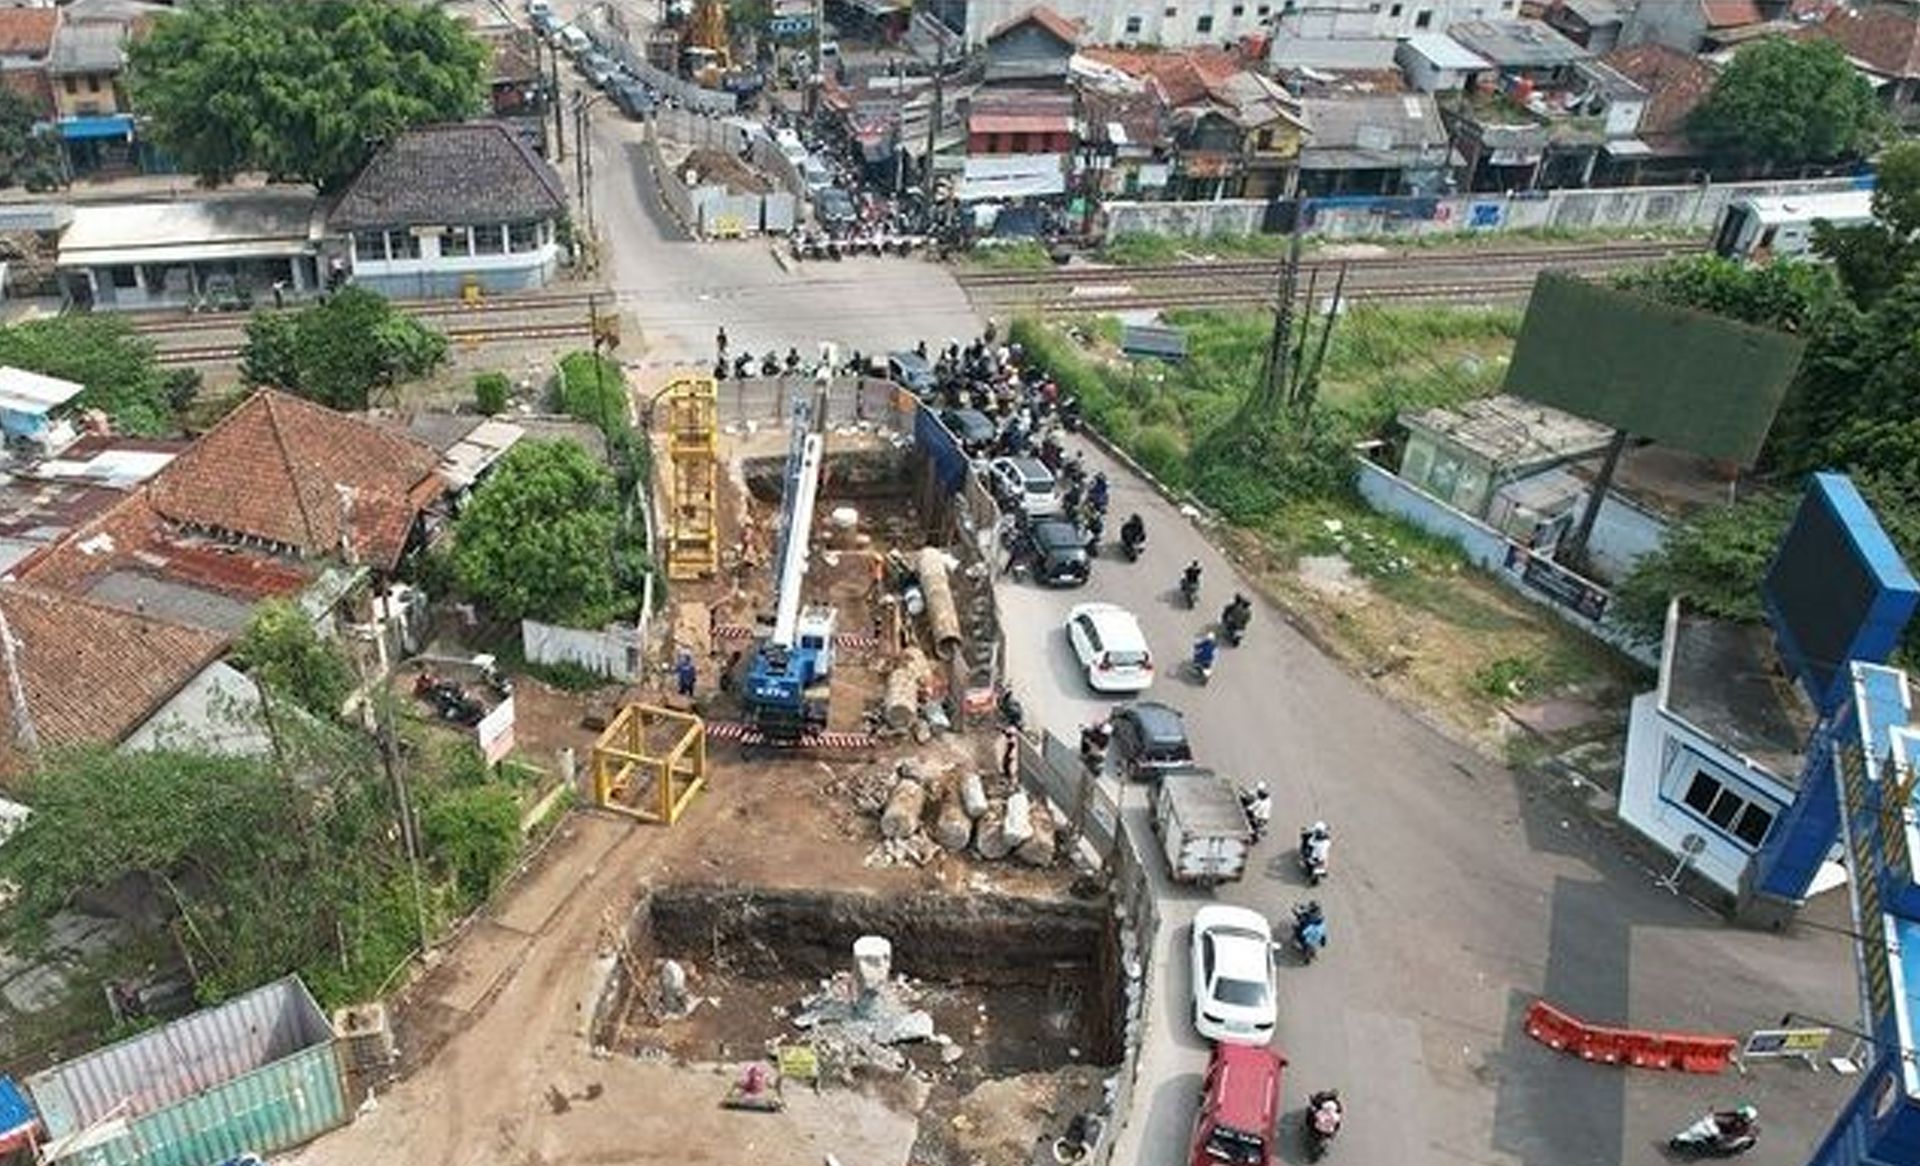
[1299,831,1328,886]
[1304,1091,1343,1163]
[1221,604,1250,647]
[1239,788,1271,843]
[1669,1112,1758,1158]
[1291,901,1328,964]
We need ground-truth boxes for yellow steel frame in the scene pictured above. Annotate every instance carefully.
[665,373,719,580]
[591,704,708,824]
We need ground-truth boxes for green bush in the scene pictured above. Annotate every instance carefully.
[474,371,510,414]
[556,350,627,435]
[1131,424,1188,486]
[421,784,521,905]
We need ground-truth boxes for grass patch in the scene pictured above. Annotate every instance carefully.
[965,241,1055,270]
[1097,223,1706,266]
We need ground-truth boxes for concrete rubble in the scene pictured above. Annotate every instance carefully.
[787,936,949,1079]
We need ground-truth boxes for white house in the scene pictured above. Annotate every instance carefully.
[330,121,570,299]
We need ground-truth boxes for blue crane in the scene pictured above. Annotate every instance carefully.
[742,392,838,741]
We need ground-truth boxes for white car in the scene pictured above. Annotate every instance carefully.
[1190,905,1277,1045]
[988,456,1062,517]
[1065,602,1153,693]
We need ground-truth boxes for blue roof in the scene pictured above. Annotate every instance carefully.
[1896,916,1920,1100]
[0,1075,35,1138]
[58,113,132,141]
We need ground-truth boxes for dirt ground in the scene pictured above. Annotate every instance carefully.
[284,721,1090,1166]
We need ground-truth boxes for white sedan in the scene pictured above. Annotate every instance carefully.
[1190,905,1277,1045]
[1065,602,1154,693]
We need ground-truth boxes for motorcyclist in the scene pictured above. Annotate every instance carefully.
[1088,472,1109,515]
[1712,1107,1758,1143]
[1240,782,1273,838]
[1192,632,1218,675]
[1084,511,1105,555]
[1180,560,1203,604]
[1302,821,1332,876]
[1222,593,1252,637]
[1305,1090,1343,1160]
[1120,513,1146,554]
[1293,900,1328,956]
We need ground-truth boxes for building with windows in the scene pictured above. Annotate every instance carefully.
[959,0,1277,49]
[54,195,326,311]
[329,121,569,298]
[1619,601,1815,903]
[48,19,136,173]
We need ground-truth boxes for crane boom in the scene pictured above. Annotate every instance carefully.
[741,390,837,742]
[770,427,824,648]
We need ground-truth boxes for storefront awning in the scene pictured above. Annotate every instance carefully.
[58,114,133,142]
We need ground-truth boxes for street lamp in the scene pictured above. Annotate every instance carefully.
[573,90,611,246]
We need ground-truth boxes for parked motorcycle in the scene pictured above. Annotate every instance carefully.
[1669,1110,1758,1158]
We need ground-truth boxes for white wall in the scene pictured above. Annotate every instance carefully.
[1275,0,1517,40]
[965,0,1271,47]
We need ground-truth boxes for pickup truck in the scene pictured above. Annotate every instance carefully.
[1151,769,1251,888]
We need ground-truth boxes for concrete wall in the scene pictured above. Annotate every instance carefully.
[352,259,553,300]
[1098,175,1869,241]
[1355,458,1656,665]
[521,618,642,681]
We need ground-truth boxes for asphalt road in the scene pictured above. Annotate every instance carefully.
[996,435,1864,1166]
[565,39,1869,1161]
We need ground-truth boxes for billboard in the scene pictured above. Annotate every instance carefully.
[1763,474,1919,714]
[1503,273,1805,466]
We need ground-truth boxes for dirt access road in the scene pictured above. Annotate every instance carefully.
[283,740,1042,1166]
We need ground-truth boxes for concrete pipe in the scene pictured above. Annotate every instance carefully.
[917,547,964,660]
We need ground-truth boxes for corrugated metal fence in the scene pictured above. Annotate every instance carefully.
[30,976,348,1166]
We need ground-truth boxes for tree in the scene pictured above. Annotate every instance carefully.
[126,0,485,191]
[474,371,511,415]
[233,599,354,718]
[0,88,60,191]
[1813,142,1920,305]
[1689,38,1883,168]
[240,287,448,410]
[453,440,623,626]
[0,315,176,433]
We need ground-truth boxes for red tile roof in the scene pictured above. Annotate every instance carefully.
[987,5,1080,46]
[1701,0,1764,28]
[0,8,57,57]
[1081,46,1246,110]
[147,390,442,569]
[1811,1,1920,79]
[0,583,225,775]
[1602,41,1718,144]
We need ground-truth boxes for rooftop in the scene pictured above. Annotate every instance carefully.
[0,583,226,775]
[1809,0,1920,80]
[1270,35,1400,72]
[49,20,128,76]
[0,8,56,58]
[1665,607,1815,782]
[1560,0,1628,24]
[147,390,442,569]
[1602,41,1717,148]
[1401,393,1615,468]
[986,5,1079,46]
[330,121,568,230]
[0,367,83,416]
[1445,19,1592,69]
[1298,93,1452,169]
[56,195,325,268]
[1402,32,1491,71]
[1701,0,1765,30]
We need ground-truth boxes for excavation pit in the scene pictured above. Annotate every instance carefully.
[601,885,1121,1083]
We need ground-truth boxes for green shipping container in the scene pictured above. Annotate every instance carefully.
[30,977,350,1166]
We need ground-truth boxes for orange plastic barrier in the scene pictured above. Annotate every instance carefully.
[1522,999,1734,1075]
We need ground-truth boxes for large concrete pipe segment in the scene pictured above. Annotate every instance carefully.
[917,547,963,660]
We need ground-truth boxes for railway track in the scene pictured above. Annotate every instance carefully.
[1033,277,1549,314]
[153,320,595,366]
[953,239,1707,292]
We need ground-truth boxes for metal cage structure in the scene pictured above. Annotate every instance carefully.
[664,373,719,580]
[591,703,708,824]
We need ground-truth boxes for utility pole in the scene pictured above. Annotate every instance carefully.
[1252,222,1304,418]
[550,39,566,163]
[924,29,944,189]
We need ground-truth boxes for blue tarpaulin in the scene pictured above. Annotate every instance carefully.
[59,114,133,141]
[0,1075,38,1152]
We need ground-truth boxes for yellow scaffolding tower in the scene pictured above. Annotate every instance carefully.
[664,373,719,580]
[591,704,708,824]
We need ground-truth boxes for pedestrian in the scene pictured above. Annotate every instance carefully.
[674,650,697,698]
[716,326,729,360]
[1000,726,1019,781]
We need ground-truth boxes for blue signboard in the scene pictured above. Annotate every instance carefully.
[768,14,813,35]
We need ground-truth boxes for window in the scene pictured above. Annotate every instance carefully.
[85,75,100,94]
[1680,771,1775,847]
[1390,2,1403,14]
[1257,4,1270,13]
[62,76,76,94]
[1197,14,1213,32]
[441,227,474,258]
[473,224,506,255]
[508,221,542,252]
[1415,8,1432,27]
[109,265,137,289]
[352,230,386,261]
[1125,14,1143,33]
[385,229,421,260]
[1165,7,1177,17]
[1231,3,1244,14]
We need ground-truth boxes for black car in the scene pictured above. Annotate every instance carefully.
[1109,701,1194,780]
[941,407,997,455]
[816,187,857,230]
[888,350,937,396]
[1026,518,1089,587]
[610,78,654,119]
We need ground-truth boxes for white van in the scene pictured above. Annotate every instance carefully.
[526,0,552,16]
[558,25,591,56]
